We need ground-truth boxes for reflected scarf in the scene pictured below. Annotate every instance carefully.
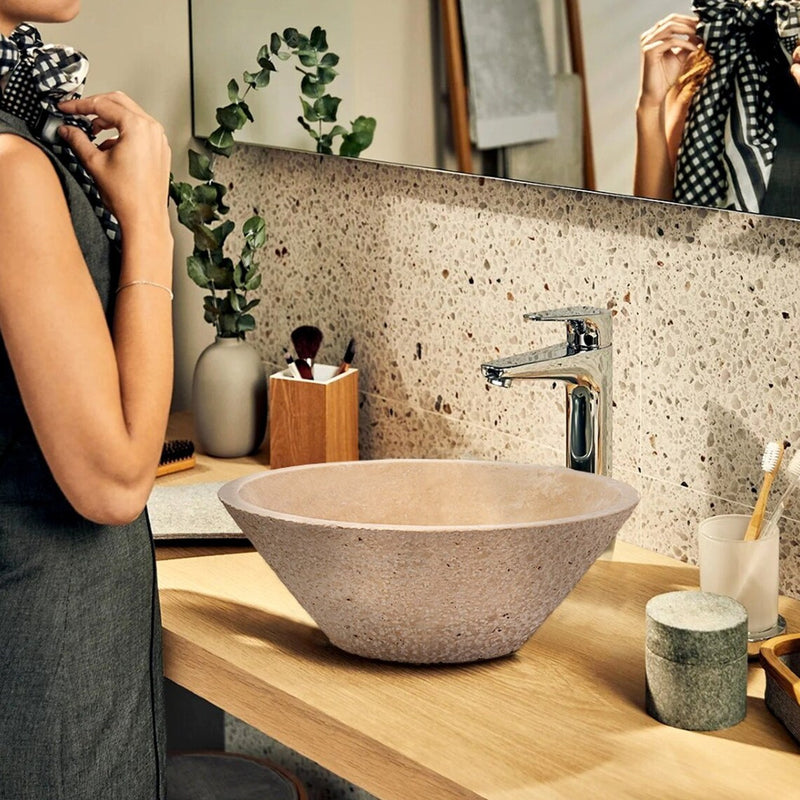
[0,23,120,243]
[673,0,800,212]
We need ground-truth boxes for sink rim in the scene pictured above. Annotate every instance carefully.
[218,458,640,533]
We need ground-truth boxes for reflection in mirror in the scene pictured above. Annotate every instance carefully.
[190,1,800,220]
[190,0,439,170]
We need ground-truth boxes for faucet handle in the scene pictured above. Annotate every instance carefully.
[523,306,612,352]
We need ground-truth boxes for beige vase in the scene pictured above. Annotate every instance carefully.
[192,336,267,458]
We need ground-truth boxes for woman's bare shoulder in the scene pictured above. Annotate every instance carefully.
[0,132,68,224]
[0,132,61,190]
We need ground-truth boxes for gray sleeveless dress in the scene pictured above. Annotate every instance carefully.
[0,110,166,800]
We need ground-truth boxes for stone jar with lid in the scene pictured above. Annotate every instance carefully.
[645,590,748,731]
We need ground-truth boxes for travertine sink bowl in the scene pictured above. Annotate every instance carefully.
[218,459,639,664]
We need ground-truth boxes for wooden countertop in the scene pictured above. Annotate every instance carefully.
[157,542,800,800]
[155,414,800,797]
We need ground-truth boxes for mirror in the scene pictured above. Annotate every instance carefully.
[190,0,792,218]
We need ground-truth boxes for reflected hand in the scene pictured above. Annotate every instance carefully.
[791,45,800,87]
[639,14,701,109]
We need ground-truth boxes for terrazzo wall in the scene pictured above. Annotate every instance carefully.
[213,144,800,597]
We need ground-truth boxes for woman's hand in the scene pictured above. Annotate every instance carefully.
[791,45,800,87]
[639,14,701,110]
[56,91,171,232]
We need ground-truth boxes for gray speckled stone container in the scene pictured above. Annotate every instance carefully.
[645,591,747,731]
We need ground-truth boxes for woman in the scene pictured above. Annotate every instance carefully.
[635,3,800,216]
[634,13,708,201]
[0,1,173,798]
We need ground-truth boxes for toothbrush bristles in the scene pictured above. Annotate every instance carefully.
[786,450,800,477]
[762,440,782,473]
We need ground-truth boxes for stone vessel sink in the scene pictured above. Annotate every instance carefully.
[218,459,639,664]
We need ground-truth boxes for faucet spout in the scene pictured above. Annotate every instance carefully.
[481,307,613,475]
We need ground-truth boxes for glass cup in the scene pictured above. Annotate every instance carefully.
[698,513,786,642]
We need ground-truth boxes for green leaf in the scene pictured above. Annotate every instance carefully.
[243,262,259,282]
[207,257,235,289]
[210,181,229,214]
[283,28,300,47]
[216,103,248,132]
[297,49,317,67]
[188,149,214,181]
[310,26,328,51]
[192,183,217,206]
[239,99,254,123]
[206,127,234,156]
[192,224,218,251]
[316,66,337,85]
[245,274,263,292]
[270,32,281,54]
[301,73,324,98]
[211,220,235,249]
[240,298,260,312]
[237,314,256,332]
[227,78,239,103]
[242,69,261,89]
[339,116,377,157]
[218,312,239,336]
[301,98,319,122]
[328,124,348,138]
[315,95,341,121]
[169,180,193,205]
[257,44,272,67]
[186,255,211,288]
[319,52,339,67]
[243,216,266,248]
[276,51,291,62]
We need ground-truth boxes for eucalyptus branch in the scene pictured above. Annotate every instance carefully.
[168,25,375,337]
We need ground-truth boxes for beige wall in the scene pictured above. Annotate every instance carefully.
[41,0,208,409]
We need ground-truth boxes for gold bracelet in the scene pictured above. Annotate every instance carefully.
[116,280,174,301]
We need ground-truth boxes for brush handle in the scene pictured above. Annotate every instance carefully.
[765,471,800,531]
[745,471,777,541]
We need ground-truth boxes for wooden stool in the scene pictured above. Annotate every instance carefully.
[166,752,307,800]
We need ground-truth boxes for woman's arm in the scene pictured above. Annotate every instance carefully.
[634,14,700,200]
[0,92,174,525]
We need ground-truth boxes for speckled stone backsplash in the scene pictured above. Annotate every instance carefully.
[214,145,800,597]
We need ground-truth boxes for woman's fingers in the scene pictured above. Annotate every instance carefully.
[56,91,171,229]
[641,14,698,42]
[56,122,97,165]
[58,90,146,120]
[792,46,800,87]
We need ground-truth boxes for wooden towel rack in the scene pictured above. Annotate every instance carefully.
[440,0,595,189]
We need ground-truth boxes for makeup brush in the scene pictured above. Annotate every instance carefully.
[744,440,787,541]
[291,325,323,375]
[334,337,356,376]
[283,347,302,379]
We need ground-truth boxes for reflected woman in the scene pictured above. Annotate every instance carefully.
[635,2,800,217]
[634,13,710,201]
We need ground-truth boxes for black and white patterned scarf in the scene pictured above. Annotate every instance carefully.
[674,0,800,212]
[0,23,120,243]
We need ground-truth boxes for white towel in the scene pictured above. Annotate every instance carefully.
[147,481,244,539]
[460,0,557,149]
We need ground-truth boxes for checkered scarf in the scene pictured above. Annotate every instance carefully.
[673,1,800,212]
[0,23,120,244]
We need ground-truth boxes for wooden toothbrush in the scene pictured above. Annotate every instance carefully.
[744,440,786,541]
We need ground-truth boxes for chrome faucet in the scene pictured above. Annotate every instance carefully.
[481,307,612,475]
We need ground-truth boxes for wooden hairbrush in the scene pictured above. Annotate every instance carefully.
[156,439,196,477]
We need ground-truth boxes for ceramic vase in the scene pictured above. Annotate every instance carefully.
[192,336,267,458]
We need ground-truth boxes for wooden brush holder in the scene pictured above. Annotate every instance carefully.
[268,365,359,469]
